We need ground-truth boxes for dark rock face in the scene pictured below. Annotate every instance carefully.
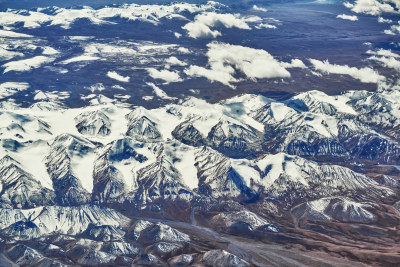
[207,120,263,158]
[75,111,112,136]
[45,134,97,205]
[0,156,55,208]
[172,120,206,147]
[134,151,193,204]
[126,112,162,142]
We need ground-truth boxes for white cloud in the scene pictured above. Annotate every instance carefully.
[42,46,59,55]
[147,82,176,100]
[0,47,24,61]
[166,56,187,66]
[143,95,154,101]
[184,42,291,88]
[185,65,235,86]
[87,83,106,92]
[384,29,396,35]
[183,22,221,38]
[0,82,29,99]
[177,47,190,54]
[107,71,130,82]
[252,5,268,12]
[0,29,33,38]
[378,17,393,23]
[182,12,252,39]
[112,85,126,90]
[367,49,400,71]
[370,55,400,71]
[309,59,385,83]
[2,56,55,73]
[343,0,399,16]
[174,32,182,38]
[384,21,400,35]
[367,48,400,58]
[337,14,359,21]
[189,89,200,94]
[147,68,183,83]
[280,59,307,69]
[315,0,331,3]
[60,55,100,64]
[344,2,355,8]
[255,23,277,29]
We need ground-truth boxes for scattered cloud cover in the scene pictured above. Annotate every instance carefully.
[309,59,385,83]
[86,83,106,93]
[184,42,291,88]
[367,49,400,71]
[255,23,277,29]
[0,82,29,99]
[177,47,190,54]
[370,56,400,71]
[60,55,100,64]
[166,56,187,66]
[252,5,268,12]
[367,48,400,58]
[378,17,393,23]
[0,2,220,29]
[142,95,154,101]
[107,71,130,82]
[42,46,59,55]
[337,14,358,21]
[182,12,254,38]
[0,47,24,61]
[384,21,400,35]
[0,29,33,38]
[344,0,399,16]
[147,68,183,83]
[2,56,55,73]
[280,59,307,69]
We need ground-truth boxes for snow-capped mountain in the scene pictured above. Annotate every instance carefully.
[75,111,112,136]
[0,86,399,266]
[0,88,397,208]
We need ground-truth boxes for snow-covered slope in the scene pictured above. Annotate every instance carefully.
[0,205,128,239]
[252,91,400,164]
[0,90,395,209]
[0,155,55,208]
[0,88,397,265]
[46,134,96,205]
[255,153,392,205]
[292,197,377,223]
